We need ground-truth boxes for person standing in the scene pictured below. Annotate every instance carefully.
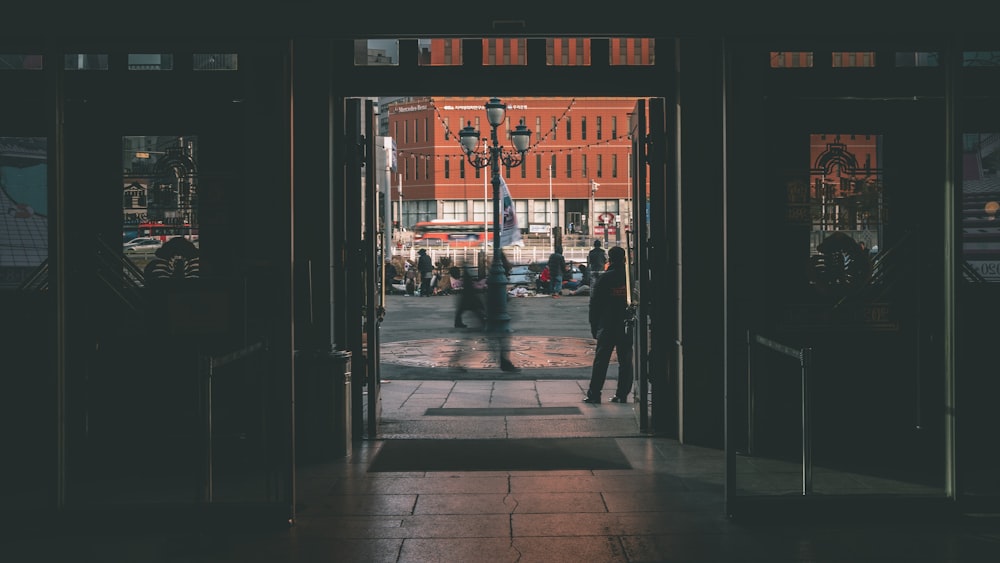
[584,245,634,404]
[547,247,566,298]
[384,260,398,294]
[588,239,607,285]
[417,248,434,296]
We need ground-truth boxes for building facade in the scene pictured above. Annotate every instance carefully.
[389,96,636,240]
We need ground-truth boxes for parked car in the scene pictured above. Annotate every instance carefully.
[507,265,534,286]
[123,237,162,253]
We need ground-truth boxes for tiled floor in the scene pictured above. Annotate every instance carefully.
[7,292,1000,561]
[7,378,1000,562]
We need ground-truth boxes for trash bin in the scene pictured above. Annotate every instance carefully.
[329,350,352,458]
[295,349,351,462]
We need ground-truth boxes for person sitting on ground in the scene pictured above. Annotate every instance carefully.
[537,265,551,293]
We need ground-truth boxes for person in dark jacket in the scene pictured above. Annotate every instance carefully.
[588,239,607,285]
[584,245,634,404]
[417,249,434,296]
[547,248,566,297]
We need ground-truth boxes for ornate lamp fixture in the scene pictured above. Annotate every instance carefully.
[458,97,531,333]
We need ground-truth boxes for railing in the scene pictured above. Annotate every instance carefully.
[746,330,814,495]
[95,236,146,312]
[402,246,594,270]
[16,259,48,291]
[17,237,147,313]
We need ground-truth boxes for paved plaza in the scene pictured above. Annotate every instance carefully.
[379,291,607,380]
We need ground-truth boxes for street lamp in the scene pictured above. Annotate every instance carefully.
[590,179,599,238]
[548,165,554,250]
[459,97,531,333]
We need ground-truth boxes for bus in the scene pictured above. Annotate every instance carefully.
[412,220,493,247]
[129,221,199,243]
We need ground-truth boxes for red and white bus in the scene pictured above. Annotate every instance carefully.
[133,221,199,243]
[412,220,493,247]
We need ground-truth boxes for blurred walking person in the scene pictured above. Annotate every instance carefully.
[453,265,486,328]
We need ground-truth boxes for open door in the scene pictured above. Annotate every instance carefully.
[345,98,383,440]
[629,97,674,435]
[362,99,384,439]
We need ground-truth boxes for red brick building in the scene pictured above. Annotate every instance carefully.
[388,96,638,239]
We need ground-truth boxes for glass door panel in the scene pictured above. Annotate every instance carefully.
[732,102,947,504]
[63,90,291,522]
[958,129,1000,504]
[0,136,53,513]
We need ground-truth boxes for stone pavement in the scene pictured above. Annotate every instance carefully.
[378,291,612,380]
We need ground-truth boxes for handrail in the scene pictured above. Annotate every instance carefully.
[16,259,49,291]
[746,330,813,495]
[198,339,268,503]
[94,236,147,312]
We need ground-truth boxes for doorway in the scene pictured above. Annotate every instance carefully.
[336,95,669,443]
[727,94,949,507]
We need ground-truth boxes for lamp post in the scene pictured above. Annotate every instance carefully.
[548,165,554,250]
[590,179,599,238]
[460,97,531,333]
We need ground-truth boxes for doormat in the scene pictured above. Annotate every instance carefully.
[367,438,631,472]
[424,407,581,416]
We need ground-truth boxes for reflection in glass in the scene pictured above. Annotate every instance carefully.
[128,53,173,70]
[64,54,108,70]
[1,54,43,70]
[546,38,591,66]
[418,38,462,66]
[355,39,399,66]
[895,52,939,67]
[0,137,48,289]
[194,53,238,71]
[122,136,199,271]
[961,133,1000,282]
[832,52,875,67]
[483,38,526,66]
[806,134,882,255]
[963,51,1000,67]
[769,51,814,68]
[608,38,655,66]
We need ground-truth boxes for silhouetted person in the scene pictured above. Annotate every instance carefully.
[584,245,633,404]
[143,236,200,283]
[547,248,565,297]
[588,239,607,285]
[417,249,434,296]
